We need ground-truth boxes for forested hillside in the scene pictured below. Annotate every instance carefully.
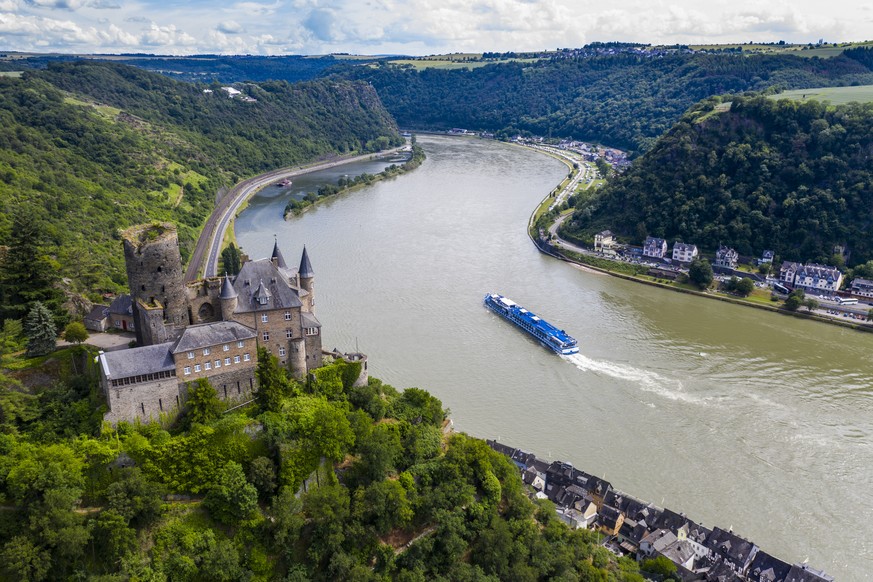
[561,95,873,264]
[0,351,644,581]
[0,62,400,321]
[336,52,873,154]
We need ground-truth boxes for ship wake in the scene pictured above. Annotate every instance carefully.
[561,353,703,405]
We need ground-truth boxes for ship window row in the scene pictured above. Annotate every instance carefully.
[111,369,176,387]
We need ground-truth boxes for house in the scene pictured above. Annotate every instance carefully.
[598,505,625,535]
[779,262,801,286]
[784,564,834,582]
[108,294,135,332]
[673,242,699,263]
[714,245,739,269]
[594,230,615,251]
[792,263,843,293]
[659,539,697,570]
[640,529,677,557]
[84,304,110,332]
[704,527,758,575]
[759,250,775,265]
[746,550,792,582]
[849,278,873,297]
[557,504,597,529]
[643,236,668,259]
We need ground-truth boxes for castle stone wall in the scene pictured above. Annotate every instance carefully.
[103,375,183,425]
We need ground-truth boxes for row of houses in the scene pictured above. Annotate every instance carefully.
[487,440,832,582]
[778,262,844,294]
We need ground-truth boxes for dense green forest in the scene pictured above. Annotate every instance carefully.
[0,348,643,581]
[561,95,873,265]
[0,62,400,322]
[335,52,873,154]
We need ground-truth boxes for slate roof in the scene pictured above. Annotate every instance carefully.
[642,529,677,554]
[661,539,696,566]
[220,274,238,299]
[299,245,314,278]
[101,342,175,379]
[599,505,622,530]
[706,558,743,582]
[747,550,792,582]
[109,294,133,316]
[785,565,834,582]
[85,305,110,321]
[233,259,302,313]
[302,312,322,329]
[171,321,256,354]
[271,240,288,269]
[705,527,758,570]
[673,242,697,253]
[651,507,689,533]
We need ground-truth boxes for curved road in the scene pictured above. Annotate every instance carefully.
[185,147,405,281]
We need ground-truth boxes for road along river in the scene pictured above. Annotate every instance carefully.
[236,134,873,579]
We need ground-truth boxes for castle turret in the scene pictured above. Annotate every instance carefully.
[299,246,314,309]
[271,237,288,270]
[219,274,238,321]
[122,223,190,345]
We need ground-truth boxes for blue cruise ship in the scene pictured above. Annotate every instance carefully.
[484,293,579,355]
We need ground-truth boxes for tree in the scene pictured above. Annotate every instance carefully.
[641,555,678,577]
[24,301,57,357]
[204,461,258,525]
[0,536,51,582]
[255,346,292,413]
[63,321,89,344]
[220,243,242,276]
[247,456,277,500]
[784,294,803,311]
[735,277,755,296]
[867,308,873,322]
[803,298,820,312]
[688,259,714,290]
[185,378,223,426]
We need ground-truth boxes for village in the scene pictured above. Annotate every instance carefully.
[487,440,833,582]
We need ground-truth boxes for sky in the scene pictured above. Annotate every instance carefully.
[0,0,871,56]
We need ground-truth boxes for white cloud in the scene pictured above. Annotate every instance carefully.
[216,19,244,34]
[23,0,87,10]
[140,22,196,46]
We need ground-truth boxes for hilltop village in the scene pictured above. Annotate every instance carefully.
[488,441,832,582]
[92,222,366,424]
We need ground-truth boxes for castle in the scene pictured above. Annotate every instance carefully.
[98,222,364,424]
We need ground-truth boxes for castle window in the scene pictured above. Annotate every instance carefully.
[261,314,268,323]
[305,327,318,336]
[214,360,221,369]
[234,355,240,363]
[187,351,194,359]
[223,344,229,352]
[141,403,145,415]
[224,386,228,398]
[194,364,201,372]
[243,353,251,361]
[286,329,293,339]
[224,357,231,365]
[203,347,210,356]
[159,398,163,411]
[262,331,270,341]
[237,341,244,348]
[279,346,286,357]
[204,362,211,370]
[284,311,291,320]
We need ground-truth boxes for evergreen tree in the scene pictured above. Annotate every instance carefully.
[23,301,57,357]
[255,346,292,413]
[220,243,242,276]
[185,378,223,426]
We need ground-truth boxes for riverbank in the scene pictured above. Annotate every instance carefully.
[283,144,424,219]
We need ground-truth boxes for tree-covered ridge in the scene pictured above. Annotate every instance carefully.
[0,62,400,308]
[562,95,873,265]
[0,349,644,581]
[336,53,873,154]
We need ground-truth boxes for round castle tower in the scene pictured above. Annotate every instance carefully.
[122,223,190,344]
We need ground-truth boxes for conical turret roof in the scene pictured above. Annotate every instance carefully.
[220,273,238,299]
[271,239,288,269]
[298,245,314,278]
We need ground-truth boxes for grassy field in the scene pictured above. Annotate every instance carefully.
[771,85,873,105]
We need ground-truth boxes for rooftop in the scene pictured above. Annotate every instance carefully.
[171,321,256,354]
[101,342,175,379]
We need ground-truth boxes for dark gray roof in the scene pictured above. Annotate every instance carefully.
[171,321,256,354]
[271,240,288,269]
[705,527,757,570]
[784,565,833,582]
[85,305,110,321]
[748,551,791,582]
[220,274,238,299]
[233,259,302,313]
[301,312,322,328]
[109,294,133,316]
[299,246,314,278]
[101,342,175,379]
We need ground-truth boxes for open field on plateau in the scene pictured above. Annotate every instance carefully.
[772,84,873,105]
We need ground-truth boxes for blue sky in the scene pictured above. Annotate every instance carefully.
[1,0,871,55]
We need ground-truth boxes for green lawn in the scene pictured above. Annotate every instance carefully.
[771,85,873,105]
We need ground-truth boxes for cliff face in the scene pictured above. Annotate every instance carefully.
[0,62,401,301]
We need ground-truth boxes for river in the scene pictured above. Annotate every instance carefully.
[236,134,872,579]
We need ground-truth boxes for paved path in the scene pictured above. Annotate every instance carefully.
[187,147,406,281]
[57,331,136,352]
